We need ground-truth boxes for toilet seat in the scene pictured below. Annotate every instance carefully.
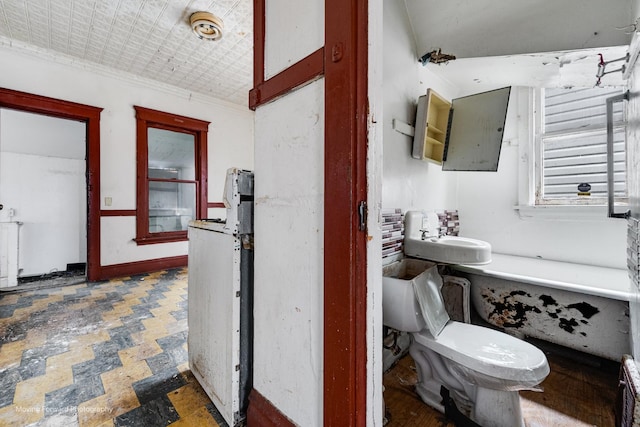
[413,321,549,385]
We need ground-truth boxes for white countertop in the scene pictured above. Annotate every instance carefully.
[188,219,228,233]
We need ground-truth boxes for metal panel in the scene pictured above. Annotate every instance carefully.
[237,201,253,235]
[238,242,254,417]
[443,87,510,171]
[222,168,254,235]
[237,170,255,196]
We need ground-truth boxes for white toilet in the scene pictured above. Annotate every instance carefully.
[382,258,549,427]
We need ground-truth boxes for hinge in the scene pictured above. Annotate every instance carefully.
[358,201,367,232]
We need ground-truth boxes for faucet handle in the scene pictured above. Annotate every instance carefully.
[419,228,429,240]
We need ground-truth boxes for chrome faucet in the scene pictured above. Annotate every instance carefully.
[420,227,445,240]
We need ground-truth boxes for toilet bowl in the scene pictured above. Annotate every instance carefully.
[382,259,549,427]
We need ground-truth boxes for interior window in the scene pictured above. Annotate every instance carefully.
[536,87,627,206]
[134,106,209,244]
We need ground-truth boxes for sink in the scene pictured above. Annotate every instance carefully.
[404,235,491,264]
[404,211,491,265]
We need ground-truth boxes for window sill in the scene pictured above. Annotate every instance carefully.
[134,234,188,245]
[513,204,627,221]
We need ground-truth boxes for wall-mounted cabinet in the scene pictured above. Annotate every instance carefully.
[412,89,451,164]
[412,87,511,171]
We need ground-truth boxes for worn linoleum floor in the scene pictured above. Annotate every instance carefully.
[0,268,225,427]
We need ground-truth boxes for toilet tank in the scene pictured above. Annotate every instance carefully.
[382,259,434,332]
[382,258,451,336]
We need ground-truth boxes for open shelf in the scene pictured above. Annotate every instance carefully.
[427,125,445,136]
[425,135,443,145]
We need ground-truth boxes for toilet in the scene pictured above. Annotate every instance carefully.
[382,258,549,427]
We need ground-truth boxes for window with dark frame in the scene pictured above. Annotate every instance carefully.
[134,106,209,245]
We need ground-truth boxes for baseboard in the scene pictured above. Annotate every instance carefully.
[247,389,295,427]
[96,255,188,281]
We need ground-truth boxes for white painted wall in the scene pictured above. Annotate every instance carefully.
[264,1,324,79]
[368,0,384,424]
[254,79,324,426]
[625,14,640,359]
[0,40,254,267]
[383,0,458,213]
[628,1,640,197]
[0,109,86,276]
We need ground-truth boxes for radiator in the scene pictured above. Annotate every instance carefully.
[0,221,19,288]
[618,354,640,427]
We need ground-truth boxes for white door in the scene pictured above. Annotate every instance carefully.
[0,108,87,284]
[187,226,241,425]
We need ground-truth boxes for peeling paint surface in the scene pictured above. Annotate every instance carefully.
[469,274,630,361]
[482,288,601,335]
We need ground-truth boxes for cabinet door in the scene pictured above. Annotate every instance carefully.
[443,87,511,171]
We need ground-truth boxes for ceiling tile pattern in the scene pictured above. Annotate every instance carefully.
[0,0,253,106]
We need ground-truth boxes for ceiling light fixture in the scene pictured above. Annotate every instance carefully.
[190,11,224,41]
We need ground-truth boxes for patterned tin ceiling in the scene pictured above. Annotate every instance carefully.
[0,0,253,106]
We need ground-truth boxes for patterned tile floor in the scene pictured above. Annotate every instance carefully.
[0,268,226,427]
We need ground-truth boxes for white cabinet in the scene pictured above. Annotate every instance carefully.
[188,221,253,426]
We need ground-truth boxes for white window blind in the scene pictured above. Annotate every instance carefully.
[539,87,627,204]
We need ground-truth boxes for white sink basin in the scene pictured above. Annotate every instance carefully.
[403,211,491,265]
[404,235,491,265]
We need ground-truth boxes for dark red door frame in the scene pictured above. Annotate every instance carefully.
[248,0,369,425]
[0,88,102,281]
[324,0,369,424]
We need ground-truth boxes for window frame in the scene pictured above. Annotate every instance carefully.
[534,87,628,207]
[134,106,209,245]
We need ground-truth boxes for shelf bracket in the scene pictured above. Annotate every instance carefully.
[392,119,415,137]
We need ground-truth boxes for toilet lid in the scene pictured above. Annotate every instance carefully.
[414,321,549,383]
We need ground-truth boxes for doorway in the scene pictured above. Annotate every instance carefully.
[0,108,87,286]
[0,88,102,283]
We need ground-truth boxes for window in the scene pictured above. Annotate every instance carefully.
[536,87,627,206]
[134,106,209,244]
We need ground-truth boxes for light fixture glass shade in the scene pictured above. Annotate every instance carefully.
[190,12,224,41]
